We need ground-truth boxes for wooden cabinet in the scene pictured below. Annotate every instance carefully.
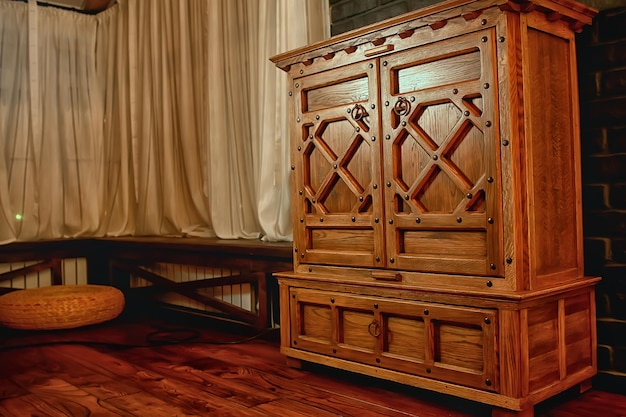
[272,1,599,415]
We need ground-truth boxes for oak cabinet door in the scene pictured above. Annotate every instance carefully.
[292,60,385,268]
[379,29,503,277]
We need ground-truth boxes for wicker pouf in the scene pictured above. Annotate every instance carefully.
[0,285,125,330]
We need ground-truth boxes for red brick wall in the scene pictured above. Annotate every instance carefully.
[578,6,626,392]
[329,0,626,393]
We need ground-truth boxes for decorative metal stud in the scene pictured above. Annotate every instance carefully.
[291,165,295,170]
[483,83,490,89]
[371,104,376,109]
[375,217,379,223]
[433,155,438,160]
[416,218,421,223]
[309,135,313,139]
[488,217,494,224]
[383,61,388,66]
[481,19,487,25]
[410,96,415,102]
[390,258,395,263]
[299,190,303,195]
[373,184,378,189]
[452,88,458,94]
[486,281,493,287]
[385,134,391,140]
[486,121,492,127]
[405,195,410,200]
[386,182,392,187]
[296,117,300,123]
[295,83,299,88]
[320,217,324,222]
[376,256,381,262]
[457,217,462,223]
[502,139,510,146]
[490,263,496,270]
[371,136,376,142]
[356,127,361,132]
[388,219,393,224]
[351,217,356,222]
[333,163,338,169]
[467,193,473,199]
[506,257,513,264]
[300,218,304,223]
[424,309,429,315]
[426,368,431,373]
[401,121,407,127]
[499,36,505,43]
[464,110,470,116]
[484,317,491,324]
[300,69,304,74]
[385,101,390,106]
[487,176,494,183]
[481,36,488,42]
[316,115,320,120]
[486,379,492,387]
[359,196,364,202]
[297,146,301,151]
[369,63,374,68]
[289,91,292,96]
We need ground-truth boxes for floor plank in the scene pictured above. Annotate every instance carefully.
[0,310,624,417]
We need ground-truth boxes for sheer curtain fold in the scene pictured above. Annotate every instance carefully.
[0,0,328,243]
[0,2,104,243]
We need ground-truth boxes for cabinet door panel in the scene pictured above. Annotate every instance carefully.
[293,61,385,268]
[288,287,498,391]
[380,29,502,276]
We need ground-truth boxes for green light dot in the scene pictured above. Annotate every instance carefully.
[15,214,22,221]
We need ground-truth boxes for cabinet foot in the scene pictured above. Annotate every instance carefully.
[579,378,593,394]
[492,407,533,417]
[285,356,303,369]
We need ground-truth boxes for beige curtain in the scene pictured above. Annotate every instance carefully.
[0,0,328,243]
[0,2,105,244]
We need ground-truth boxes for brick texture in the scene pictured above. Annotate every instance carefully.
[579,6,626,388]
[330,0,626,392]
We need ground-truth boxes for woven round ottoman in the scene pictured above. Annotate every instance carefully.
[0,285,125,330]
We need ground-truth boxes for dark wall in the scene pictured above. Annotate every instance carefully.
[578,6,626,392]
[329,0,626,393]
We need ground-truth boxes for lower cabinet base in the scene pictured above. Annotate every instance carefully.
[278,277,598,417]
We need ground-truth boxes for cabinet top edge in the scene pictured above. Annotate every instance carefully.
[270,0,597,71]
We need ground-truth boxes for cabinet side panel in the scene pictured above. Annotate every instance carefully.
[524,27,580,282]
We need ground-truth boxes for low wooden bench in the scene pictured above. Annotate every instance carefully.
[0,237,293,329]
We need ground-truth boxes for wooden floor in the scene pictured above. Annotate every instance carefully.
[0,306,624,417]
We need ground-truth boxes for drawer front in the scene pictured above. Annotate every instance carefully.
[289,287,498,392]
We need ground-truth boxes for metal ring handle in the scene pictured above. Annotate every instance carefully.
[392,97,411,116]
[368,320,381,337]
[351,104,368,122]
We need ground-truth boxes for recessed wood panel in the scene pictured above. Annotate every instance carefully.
[385,315,425,361]
[301,303,332,343]
[395,49,481,94]
[304,76,369,113]
[401,230,487,258]
[528,302,560,392]
[435,322,484,372]
[526,28,579,278]
[340,309,376,352]
[310,228,374,252]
